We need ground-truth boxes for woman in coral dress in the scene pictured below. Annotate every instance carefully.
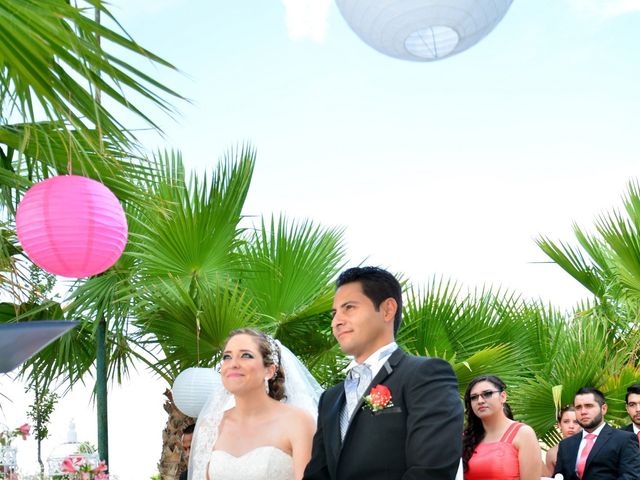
[462,375,542,480]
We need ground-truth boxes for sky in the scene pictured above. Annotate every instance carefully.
[1,0,640,478]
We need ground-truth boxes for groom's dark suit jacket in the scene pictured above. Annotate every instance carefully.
[303,349,463,480]
[553,423,640,480]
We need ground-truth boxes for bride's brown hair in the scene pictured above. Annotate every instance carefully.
[225,328,287,401]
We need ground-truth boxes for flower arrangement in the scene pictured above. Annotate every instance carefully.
[362,384,394,412]
[61,456,109,479]
[0,423,31,447]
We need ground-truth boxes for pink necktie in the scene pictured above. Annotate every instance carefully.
[577,433,596,479]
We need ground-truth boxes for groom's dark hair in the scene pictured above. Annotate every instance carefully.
[336,266,403,334]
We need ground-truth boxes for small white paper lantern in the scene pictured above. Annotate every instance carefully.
[172,367,222,418]
[335,0,513,61]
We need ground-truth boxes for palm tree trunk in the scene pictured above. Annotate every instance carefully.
[158,389,192,480]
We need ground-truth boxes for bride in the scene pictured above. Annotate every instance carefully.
[188,328,323,480]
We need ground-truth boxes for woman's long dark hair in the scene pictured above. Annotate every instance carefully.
[462,375,510,472]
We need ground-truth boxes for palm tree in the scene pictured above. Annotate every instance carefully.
[0,0,182,172]
[399,280,527,392]
[397,270,640,446]
[129,162,348,477]
[0,0,183,321]
[0,0,183,470]
[25,144,347,477]
[533,179,640,441]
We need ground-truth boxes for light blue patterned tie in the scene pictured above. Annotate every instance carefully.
[340,363,372,439]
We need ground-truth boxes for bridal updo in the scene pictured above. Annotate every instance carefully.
[224,328,287,401]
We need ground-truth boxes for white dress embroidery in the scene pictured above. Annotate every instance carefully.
[207,446,294,480]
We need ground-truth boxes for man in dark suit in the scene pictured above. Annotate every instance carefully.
[304,266,463,480]
[621,384,640,442]
[554,387,640,479]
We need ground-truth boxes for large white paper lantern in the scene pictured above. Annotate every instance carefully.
[172,367,222,418]
[335,0,513,61]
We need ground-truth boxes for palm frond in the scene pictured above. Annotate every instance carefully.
[240,215,346,325]
[0,0,183,152]
[131,146,255,285]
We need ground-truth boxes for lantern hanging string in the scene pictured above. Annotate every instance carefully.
[195,310,202,366]
[67,92,73,175]
[94,7,104,156]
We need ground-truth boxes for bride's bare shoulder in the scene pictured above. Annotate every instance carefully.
[275,402,314,425]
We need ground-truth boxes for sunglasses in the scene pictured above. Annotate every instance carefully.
[469,390,502,402]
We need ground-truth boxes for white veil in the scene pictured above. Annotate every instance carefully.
[188,340,323,480]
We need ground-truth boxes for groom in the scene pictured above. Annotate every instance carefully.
[304,266,463,480]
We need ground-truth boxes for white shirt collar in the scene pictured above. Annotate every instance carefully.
[345,341,397,379]
[582,421,606,438]
[633,424,640,435]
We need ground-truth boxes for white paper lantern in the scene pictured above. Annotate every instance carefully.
[172,367,222,418]
[335,0,513,61]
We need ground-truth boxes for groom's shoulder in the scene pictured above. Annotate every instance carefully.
[324,379,346,396]
[397,350,455,371]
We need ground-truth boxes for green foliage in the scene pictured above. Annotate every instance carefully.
[26,385,58,442]
[534,179,640,441]
[77,441,97,454]
[0,0,182,153]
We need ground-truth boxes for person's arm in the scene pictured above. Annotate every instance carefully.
[552,440,567,478]
[619,431,640,480]
[544,445,557,477]
[513,424,542,480]
[302,391,331,480]
[290,409,316,480]
[402,357,464,480]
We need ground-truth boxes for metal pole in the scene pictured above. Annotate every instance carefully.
[94,6,108,467]
[96,314,109,467]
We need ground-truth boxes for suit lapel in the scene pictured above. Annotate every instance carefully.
[326,386,346,467]
[585,424,611,473]
[342,349,404,443]
[564,433,581,476]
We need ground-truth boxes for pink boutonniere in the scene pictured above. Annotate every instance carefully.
[363,384,393,412]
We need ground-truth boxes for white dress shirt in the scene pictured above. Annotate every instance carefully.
[345,341,398,379]
[575,422,606,472]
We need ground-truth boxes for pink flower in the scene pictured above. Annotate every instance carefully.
[61,457,79,473]
[91,461,108,474]
[18,423,30,439]
[61,454,110,478]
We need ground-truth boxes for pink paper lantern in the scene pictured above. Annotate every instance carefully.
[16,175,128,278]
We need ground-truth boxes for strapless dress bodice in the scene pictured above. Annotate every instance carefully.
[208,446,294,480]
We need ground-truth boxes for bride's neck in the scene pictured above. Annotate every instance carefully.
[233,392,273,417]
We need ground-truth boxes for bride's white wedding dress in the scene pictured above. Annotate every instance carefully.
[208,446,294,480]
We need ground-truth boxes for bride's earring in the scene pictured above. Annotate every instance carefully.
[264,377,270,394]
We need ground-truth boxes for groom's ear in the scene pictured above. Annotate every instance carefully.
[380,297,398,324]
